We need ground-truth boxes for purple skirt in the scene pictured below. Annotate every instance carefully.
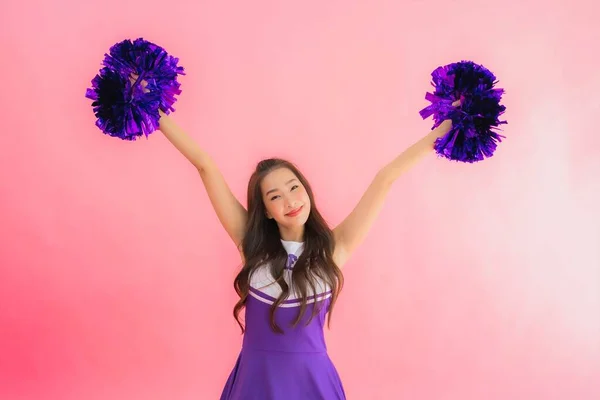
[220,290,346,400]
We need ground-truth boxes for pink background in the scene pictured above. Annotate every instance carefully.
[1,1,599,399]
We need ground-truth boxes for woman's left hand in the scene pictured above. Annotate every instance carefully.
[432,99,461,138]
[434,119,453,137]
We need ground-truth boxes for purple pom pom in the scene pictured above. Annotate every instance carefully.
[85,67,161,140]
[85,38,185,140]
[103,38,185,115]
[419,61,507,163]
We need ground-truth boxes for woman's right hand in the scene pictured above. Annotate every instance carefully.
[130,74,167,121]
[129,73,150,93]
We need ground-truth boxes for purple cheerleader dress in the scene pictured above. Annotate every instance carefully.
[220,240,346,400]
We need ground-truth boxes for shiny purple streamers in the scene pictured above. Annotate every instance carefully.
[419,61,507,163]
[85,67,161,140]
[85,38,185,140]
[103,38,185,115]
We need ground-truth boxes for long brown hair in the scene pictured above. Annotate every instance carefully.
[233,158,344,333]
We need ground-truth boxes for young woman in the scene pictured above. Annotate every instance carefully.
[157,110,453,399]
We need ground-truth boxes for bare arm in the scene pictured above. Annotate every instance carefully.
[158,112,247,255]
[333,120,452,267]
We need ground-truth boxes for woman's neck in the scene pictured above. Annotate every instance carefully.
[279,225,304,242]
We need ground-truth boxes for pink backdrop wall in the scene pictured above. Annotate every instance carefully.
[1,1,599,399]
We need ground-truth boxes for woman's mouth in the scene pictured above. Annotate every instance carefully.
[286,206,303,217]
